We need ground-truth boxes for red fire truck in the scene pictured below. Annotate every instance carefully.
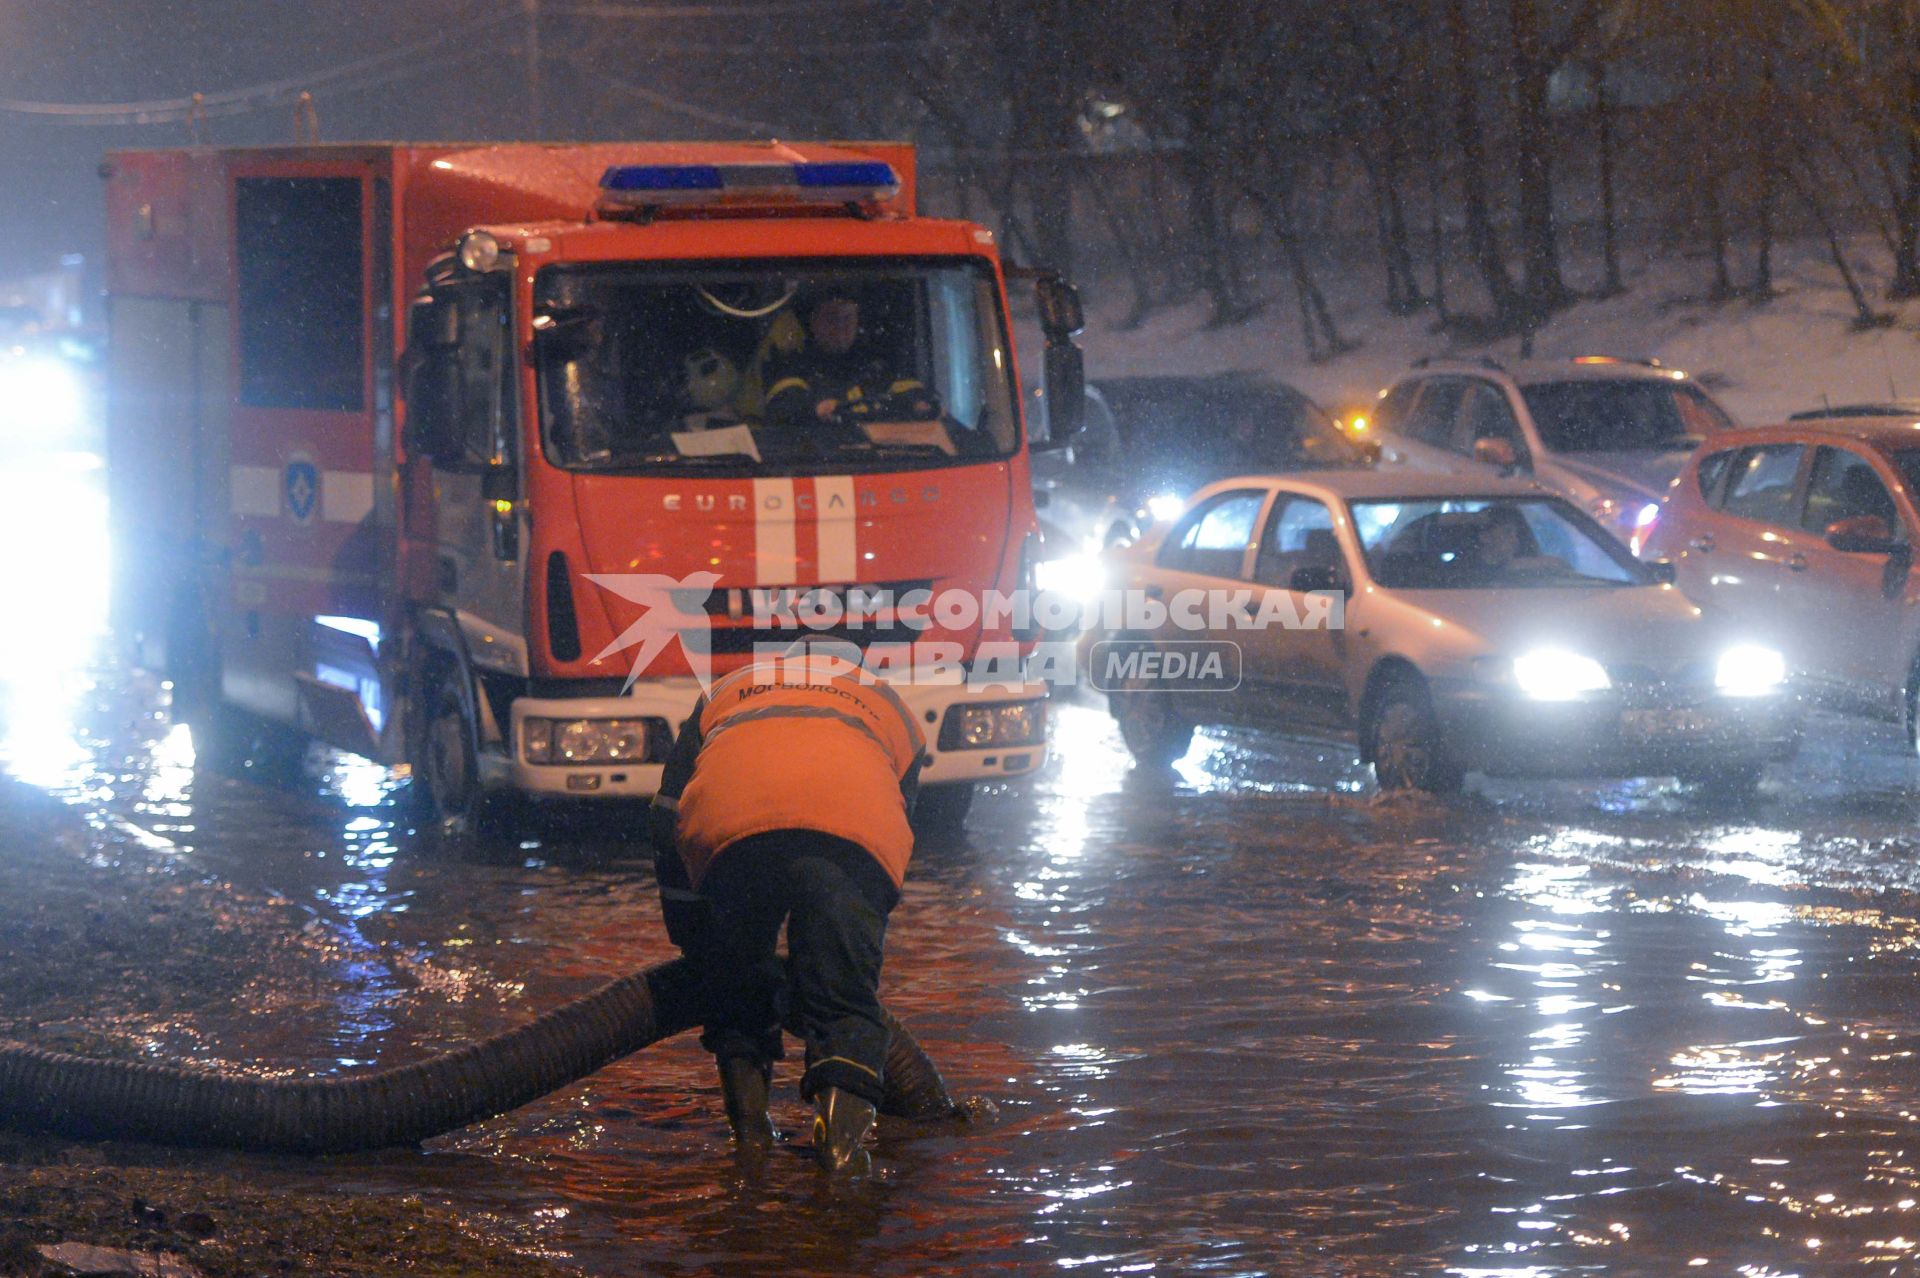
[104,141,1082,829]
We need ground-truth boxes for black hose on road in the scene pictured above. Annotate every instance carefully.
[0,957,960,1155]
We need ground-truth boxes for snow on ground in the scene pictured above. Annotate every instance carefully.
[1080,234,1920,426]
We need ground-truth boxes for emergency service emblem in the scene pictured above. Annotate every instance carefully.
[284,457,319,526]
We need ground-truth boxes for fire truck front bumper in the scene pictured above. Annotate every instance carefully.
[501,678,1050,799]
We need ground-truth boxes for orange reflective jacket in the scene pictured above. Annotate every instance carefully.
[649,659,927,890]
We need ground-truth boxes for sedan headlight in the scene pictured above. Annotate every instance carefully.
[1512,649,1611,700]
[523,716,663,764]
[939,699,1047,750]
[1715,645,1786,697]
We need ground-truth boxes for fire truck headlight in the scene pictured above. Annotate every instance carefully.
[523,716,666,765]
[939,699,1047,750]
[523,718,554,763]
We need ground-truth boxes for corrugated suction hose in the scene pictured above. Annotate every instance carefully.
[0,956,959,1155]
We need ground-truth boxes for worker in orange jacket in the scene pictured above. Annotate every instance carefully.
[648,652,927,1173]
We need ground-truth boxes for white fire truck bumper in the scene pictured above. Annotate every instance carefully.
[503,677,1049,799]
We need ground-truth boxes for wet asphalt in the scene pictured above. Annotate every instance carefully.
[9,451,1920,1275]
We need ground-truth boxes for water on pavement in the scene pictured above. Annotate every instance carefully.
[8,446,1920,1275]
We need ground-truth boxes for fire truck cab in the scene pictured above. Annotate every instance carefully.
[104,141,1082,830]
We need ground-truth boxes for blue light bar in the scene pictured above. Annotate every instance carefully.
[793,161,899,190]
[598,160,900,209]
[600,164,725,193]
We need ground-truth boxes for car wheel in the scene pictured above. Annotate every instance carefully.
[1368,677,1463,794]
[912,783,976,833]
[1110,680,1193,767]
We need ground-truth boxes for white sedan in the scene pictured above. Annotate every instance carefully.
[1087,470,1801,794]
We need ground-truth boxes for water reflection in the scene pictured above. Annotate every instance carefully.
[18,426,1920,1272]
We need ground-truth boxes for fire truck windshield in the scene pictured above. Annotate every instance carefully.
[535,257,1019,474]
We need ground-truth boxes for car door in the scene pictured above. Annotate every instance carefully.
[1445,380,1532,474]
[1651,443,1740,590]
[1774,445,1911,715]
[1243,492,1351,728]
[1677,441,1806,634]
[1141,486,1274,726]
[1386,377,1474,474]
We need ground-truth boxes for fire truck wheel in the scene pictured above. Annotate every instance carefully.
[912,783,975,832]
[411,662,484,833]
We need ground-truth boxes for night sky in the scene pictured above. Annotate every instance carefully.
[0,0,902,276]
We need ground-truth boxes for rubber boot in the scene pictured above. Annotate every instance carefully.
[718,1057,775,1148]
[810,1086,876,1175]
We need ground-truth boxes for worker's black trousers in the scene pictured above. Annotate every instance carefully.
[692,830,899,1107]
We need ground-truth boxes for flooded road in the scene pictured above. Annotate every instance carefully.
[9,450,1920,1274]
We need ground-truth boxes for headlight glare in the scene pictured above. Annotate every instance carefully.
[0,357,82,433]
[1145,493,1185,523]
[1512,649,1611,700]
[1034,551,1105,605]
[1716,645,1786,697]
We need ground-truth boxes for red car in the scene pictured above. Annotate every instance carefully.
[1640,416,1920,740]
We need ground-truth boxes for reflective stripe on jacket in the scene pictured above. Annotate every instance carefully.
[647,659,927,889]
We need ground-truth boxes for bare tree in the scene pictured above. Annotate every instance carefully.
[1507,0,1616,317]
[1448,0,1520,322]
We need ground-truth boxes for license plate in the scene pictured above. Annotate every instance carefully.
[1620,708,1715,741]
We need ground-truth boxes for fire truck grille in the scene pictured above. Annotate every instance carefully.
[706,620,933,655]
[701,580,936,620]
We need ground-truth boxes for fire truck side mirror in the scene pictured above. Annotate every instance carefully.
[1041,341,1084,445]
[1024,272,1084,450]
[1035,276,1085,339]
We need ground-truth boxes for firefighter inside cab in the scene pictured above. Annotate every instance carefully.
[647,647,928,1175]
[762,294,938,428]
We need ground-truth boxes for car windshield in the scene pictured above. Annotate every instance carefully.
[1223,392,1366,470]
[1349,497,1650,589]
[535,257,1017,474]
[1092,381,1367,476]
[1519,379,1733,453]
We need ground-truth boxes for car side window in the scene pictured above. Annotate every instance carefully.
[1253,496,1340,588]
[1159,489,1267,579]
[1802,446,1899,536]
[1373,383,1421,435]
[1450,383,1523,455]
[1402,379,1466,448]
[1696,448,1737,504]
[1719,444,1806,527]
